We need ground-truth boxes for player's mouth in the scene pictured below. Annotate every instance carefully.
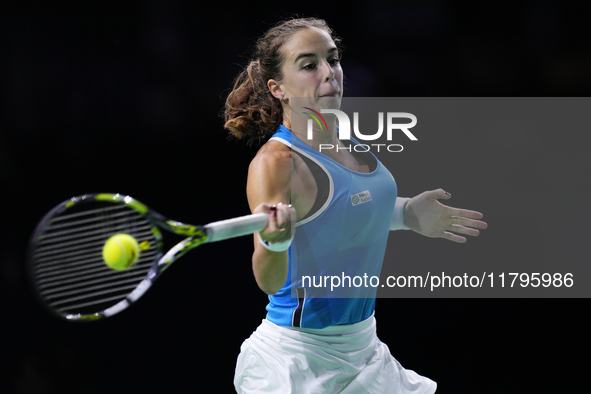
[319,90,340,97]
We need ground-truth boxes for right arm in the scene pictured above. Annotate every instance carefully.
[246,142,297,295]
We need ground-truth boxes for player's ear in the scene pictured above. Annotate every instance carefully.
[268,79,284,100]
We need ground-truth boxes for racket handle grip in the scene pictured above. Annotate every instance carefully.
[204,212,269,243]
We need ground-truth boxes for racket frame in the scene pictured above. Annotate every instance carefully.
[28,193,268,321]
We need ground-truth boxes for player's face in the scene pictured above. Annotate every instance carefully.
[273,27,343,109]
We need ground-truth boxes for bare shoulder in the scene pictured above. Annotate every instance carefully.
[249,140,292,175]
[248,140,311,182]
[246,140,293,211]
[247,139,317,220]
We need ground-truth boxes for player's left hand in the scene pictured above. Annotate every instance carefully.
[403,189,487,243]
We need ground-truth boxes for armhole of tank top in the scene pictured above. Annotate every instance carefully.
[268,136,334,227]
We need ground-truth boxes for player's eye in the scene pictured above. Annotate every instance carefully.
[303,63,317,71]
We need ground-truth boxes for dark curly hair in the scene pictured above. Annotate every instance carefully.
[223,17,342,146]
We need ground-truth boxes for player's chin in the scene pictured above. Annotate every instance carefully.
[316,95,341,109]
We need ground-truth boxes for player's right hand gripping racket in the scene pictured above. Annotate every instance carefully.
[27,193,269,321]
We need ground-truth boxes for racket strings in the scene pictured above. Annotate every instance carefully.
[35,222,155,255]
[33,228,155,268]
[48,283,141,308]
[31,201,162,316]
[46,204,133,225]
[36,249,159,289]
[40,270,151,298]
[40,206,144,240]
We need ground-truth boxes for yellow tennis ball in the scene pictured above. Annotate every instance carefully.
[102,234,140,271]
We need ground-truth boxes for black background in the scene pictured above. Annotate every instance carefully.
[2,1,590,393]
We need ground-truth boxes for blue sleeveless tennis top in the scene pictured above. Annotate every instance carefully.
[265,125,398,329]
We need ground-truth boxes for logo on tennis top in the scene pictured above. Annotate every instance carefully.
[350,191,372,206]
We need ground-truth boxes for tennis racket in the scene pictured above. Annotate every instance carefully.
[27,193,269,321]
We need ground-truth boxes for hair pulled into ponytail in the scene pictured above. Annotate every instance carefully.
[223,17,341,146]
[223,59,283,146]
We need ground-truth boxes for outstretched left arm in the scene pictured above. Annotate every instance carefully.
[401,189,488,243]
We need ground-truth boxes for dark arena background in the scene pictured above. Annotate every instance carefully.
[2,2,590,393]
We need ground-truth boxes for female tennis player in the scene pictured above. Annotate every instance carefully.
[224,17,486,393]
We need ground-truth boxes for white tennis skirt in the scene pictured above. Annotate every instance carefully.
[234,314,437,394]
